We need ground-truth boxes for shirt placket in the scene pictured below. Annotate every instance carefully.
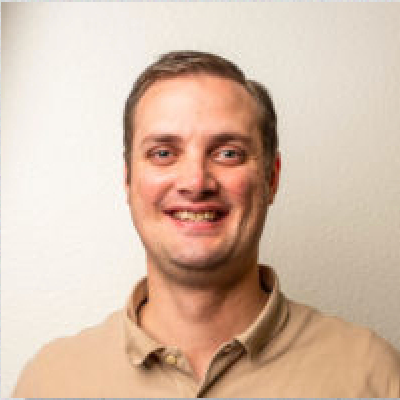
[196,341,245,397]
[159,348,199,396]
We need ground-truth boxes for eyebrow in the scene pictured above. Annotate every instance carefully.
[209,133,253,147]
[139,134,182,147]
[140,132,254,148]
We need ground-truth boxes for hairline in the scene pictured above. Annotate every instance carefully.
[127,72,270,161]
[123,52,277,184]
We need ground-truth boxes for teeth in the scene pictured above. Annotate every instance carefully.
[172,211,217,221]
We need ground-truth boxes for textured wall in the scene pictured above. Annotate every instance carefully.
[2,3,400,396]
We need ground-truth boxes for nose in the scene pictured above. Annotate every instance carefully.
[176,156,219,200]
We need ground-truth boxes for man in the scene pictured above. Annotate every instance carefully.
[13,51,400,397]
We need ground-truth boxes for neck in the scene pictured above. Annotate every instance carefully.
[140,262,269,381]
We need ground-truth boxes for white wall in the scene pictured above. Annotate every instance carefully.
[2,3,400,396]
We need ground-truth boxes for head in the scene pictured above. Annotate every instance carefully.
[124,51,278,185]
[123,51,280,288]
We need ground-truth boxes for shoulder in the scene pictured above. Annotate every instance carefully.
[287,299,399,358]
[12,310,125,398]
[283,298,400,396]
[36,309,124,364]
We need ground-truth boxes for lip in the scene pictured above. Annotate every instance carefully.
[164,204,230,218]
[163,204,230,233]
[164,204,229,214]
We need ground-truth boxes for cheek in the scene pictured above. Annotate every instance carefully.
[130,164,174,208]
[223,168,265,205]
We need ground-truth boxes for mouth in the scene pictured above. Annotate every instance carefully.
[164,208,228,223]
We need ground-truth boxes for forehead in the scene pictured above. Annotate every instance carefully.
[133,74,260,139]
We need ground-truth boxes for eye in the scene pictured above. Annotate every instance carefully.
[221,149,239,158]
[155,149,171,158]
[147,147,177,165]
[214,147,245,165]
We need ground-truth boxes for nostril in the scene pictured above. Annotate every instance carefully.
[176,170,219,197]
[177,187,218,202]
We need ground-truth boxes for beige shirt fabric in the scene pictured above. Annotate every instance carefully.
[13,266,400,398]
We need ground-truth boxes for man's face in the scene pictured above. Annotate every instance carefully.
[126,74,279,287]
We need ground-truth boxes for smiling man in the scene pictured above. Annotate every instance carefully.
[13,51,400,398]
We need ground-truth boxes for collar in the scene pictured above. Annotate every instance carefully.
[123,265,289,365]
[235,266,289,358]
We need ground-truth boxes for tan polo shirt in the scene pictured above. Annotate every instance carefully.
[13,266,400,398]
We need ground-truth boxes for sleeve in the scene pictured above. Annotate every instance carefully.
[12,356,46,398]
[368,332,400,398]
[11,339,68,398]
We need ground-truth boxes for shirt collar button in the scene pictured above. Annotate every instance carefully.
[165,353,177,366]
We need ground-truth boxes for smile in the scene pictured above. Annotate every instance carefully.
[164,207,229,224]
[172,210,218,222]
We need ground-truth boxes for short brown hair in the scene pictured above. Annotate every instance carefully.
[123,50,277,183]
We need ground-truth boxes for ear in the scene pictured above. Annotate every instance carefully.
[266,152,281,205]
[124,163,131,204]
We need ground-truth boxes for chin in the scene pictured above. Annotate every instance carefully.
[170,253,230,271]
[162,253,250,289]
